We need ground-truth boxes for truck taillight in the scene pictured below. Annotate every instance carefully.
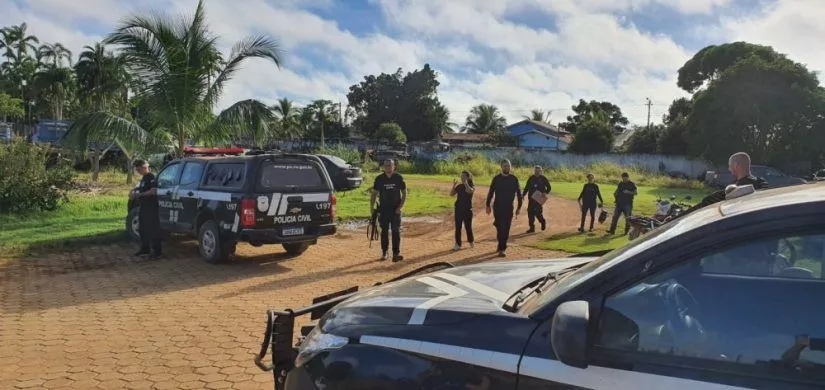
[330,193,337,222]
[241,198,256,227]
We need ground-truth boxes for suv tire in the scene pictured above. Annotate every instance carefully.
[283,242,310,256]
[199,220,229,263]
[126,208,141,244]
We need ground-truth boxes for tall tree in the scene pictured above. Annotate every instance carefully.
[74,42,129,111]
[37,42,72,67]
[679,42,825,165]
[624,124,663,154]
[568,111,615,154]
[32,66,74,120]
[69,0,283,157]
[272,98,301,140]
[523,109,551,123]
[1,23,39,64]
[559,99,628,134]
[301,99,347,143]
[463,104,506,134]
[347,64,448,141]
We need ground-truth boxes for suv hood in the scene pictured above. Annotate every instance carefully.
[320,257,594,330]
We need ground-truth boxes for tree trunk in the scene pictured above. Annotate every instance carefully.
[125,155,134,185]
[91,149,101,182]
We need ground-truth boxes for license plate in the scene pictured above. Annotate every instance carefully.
[283,227,304,236]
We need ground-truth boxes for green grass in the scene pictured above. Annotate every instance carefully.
[0,194,128,256]
[535,184,711,254]
[0,175,454,257]
[335,185,453,220]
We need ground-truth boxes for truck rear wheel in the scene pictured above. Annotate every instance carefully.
[283,243,310,256]
[126,208,141,244]
[199,221,229,263]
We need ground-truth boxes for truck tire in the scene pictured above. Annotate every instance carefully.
[126,208,141,244]
[198,221,229,263]
[283,243,310,256]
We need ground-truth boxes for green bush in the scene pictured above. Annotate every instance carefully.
[0,141,75,213]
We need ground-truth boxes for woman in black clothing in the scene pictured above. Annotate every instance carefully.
[451,171,475,250]
[577,173,604,232]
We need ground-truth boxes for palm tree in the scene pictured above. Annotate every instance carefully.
[68,0,283,158]
[463,104,507,134]
[75,42,129,111]
[272,98,301,140]
[33,66,74,120]
[37,42,72,67]
[1,23,39,64]
[524,109,551,123]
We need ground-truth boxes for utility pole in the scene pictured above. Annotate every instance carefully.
[645,98,652,131]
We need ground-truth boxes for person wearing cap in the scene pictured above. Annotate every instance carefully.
[607,172,637,235]
[130,159,162,259]
[370,159,407,262]
[486,159,522,257]
[522,165,551,233]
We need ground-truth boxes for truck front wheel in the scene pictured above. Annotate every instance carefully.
[126,208,141,244]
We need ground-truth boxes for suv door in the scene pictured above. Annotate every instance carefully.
[155,162,183,229]
[177,161,205,231]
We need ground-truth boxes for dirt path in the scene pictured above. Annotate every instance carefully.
[0,179,584,389]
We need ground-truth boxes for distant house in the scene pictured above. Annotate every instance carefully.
[506,120,571,151]
[441,133,491,149]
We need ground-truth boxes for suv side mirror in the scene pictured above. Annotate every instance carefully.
[551,300,590,369]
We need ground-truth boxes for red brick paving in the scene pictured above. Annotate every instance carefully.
[0,192,577,389]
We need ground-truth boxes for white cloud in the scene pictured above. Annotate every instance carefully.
[3,0,801,130]
[721,0,825,75]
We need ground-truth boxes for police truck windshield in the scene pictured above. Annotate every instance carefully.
[257,161,327,192]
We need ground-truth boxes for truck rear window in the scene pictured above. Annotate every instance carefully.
[257,161,328,192]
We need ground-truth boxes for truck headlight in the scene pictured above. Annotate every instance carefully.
[295,326,348,367]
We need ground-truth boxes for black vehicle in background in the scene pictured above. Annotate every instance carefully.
[126,152,337,263]
[316,154,363,191]
[255,183,825,390]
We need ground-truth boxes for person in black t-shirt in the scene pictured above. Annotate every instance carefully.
[486,159,522,257]
[450,171,475,251]
[130,159,162,259]
[523,165,551,233]
[607,172,637,235]
[370,159,407,262]
[577,173,604,232]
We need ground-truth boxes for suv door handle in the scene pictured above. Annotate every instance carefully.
[187,191,194,196]
[165,190,173,195]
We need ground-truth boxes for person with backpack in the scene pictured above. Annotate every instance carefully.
[578,173,604,233]
[450,171,475,251]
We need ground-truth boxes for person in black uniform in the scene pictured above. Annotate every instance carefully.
[450,171,475,251]
[486,159,522,257]
[523,165,551,233]
[370,159,407,262]
[131,159,162,259]
[577,173,604,233]
[673,152,767,221]
[607,172,637,235]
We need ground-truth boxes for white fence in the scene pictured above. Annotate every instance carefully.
[473,149,712,178]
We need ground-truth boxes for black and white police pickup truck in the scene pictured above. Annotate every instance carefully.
[255,183,825,389]
[127,153,337,263]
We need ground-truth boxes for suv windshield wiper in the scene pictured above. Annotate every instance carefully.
[502,264,586,312]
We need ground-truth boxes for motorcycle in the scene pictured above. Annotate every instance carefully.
[627,195,692,241]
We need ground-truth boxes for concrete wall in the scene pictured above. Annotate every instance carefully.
[475,149,712,178]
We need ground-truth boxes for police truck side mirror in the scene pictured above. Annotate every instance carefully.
[550,300,590,369]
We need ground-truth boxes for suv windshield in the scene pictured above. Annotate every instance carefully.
[520,205,720,315]
[257,159,328,192]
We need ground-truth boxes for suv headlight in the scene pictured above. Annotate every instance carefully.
[295,326,348,367]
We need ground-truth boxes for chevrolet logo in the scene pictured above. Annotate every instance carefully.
[288,207,302,214]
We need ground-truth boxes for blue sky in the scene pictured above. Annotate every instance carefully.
[2,0,823,126]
